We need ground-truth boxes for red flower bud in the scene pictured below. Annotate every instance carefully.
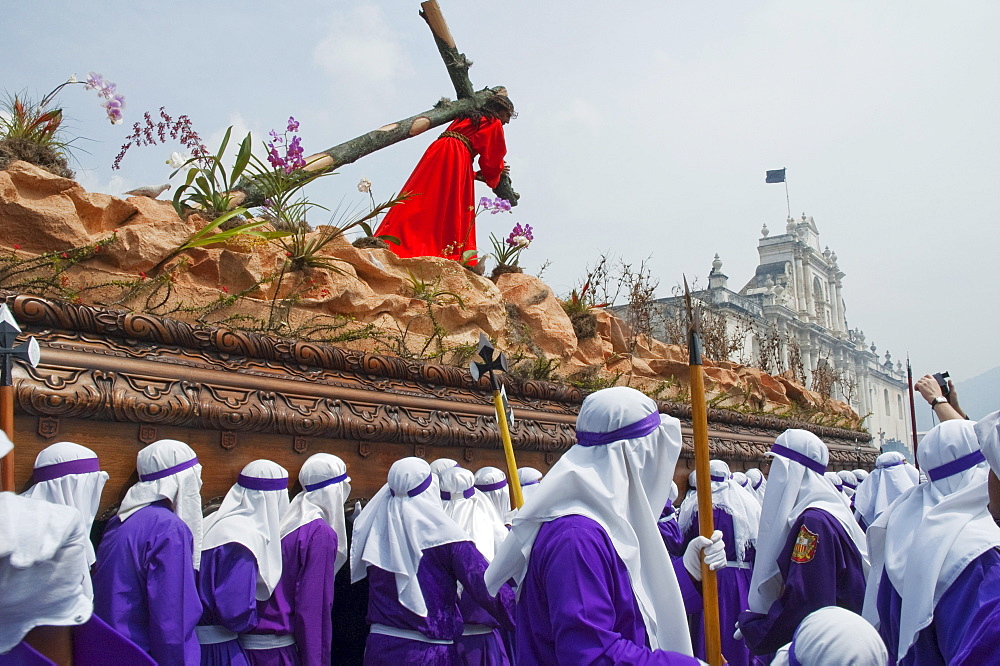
[61,252,69,259]
[221,286,229,293]
[12,244,20,250]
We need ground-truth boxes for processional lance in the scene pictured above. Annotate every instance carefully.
[684,277,725,666]
[0,303,41,492]
[469,333,524,510]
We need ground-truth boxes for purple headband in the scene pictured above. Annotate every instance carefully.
[771,444,826,475]
[788,642,802,666]
[928,449,986,482]
[475,478,508,492]
[33,457,100,482]
[752,477,763,489]
[139,456,199,482]
[576,410,662,447]
[304,472,348,492]
[520,479,540,487]
[710,473,727,482]
[880,459,906,469]
[842,478,858,489]
[441,487,476,500]
[238,474,289,491]
[390,474,433,498]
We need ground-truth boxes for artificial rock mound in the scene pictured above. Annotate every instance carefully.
[0,161,859,426]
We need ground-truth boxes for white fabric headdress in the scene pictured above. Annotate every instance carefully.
[974,409,1000,472]
[745,467,767,505]
[440,467,507,561]
[679,459,760,564]
[430,458,459,478]
[853,469,869,483]
[668,481,679,503]
[853,451,917,527]
[732,471,748,488]
[474,466,513,523]
[517,466,543,504]
[350,457,469,617]
[485,386,693,655]
[280,453,351,574]
[837,470,859,499]
[862,420,1000,661]
[748,429,869,613]
[118,439,203,567]
[0,493,93,653]
[201,460,289,600]
[22,442,109,565]
[770,606,887,665]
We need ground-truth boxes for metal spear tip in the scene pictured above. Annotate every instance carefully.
[475,332,494,363]
[26,337,40,367]
[0,304,21,334]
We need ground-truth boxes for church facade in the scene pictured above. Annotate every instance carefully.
[646,214,911,457]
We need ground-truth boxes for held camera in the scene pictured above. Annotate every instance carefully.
[933,371,951,399]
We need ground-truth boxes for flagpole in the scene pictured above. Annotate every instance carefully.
[784,178,791,219]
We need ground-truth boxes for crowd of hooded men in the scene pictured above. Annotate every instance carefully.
[2,374,1000,665]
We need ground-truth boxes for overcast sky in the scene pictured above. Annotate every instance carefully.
[4,1,998,385]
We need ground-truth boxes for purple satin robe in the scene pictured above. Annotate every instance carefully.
[738,508,865,659]
[245,519,337,666]
[93,501,201,665]
[516,514,701,665]
[659,500,685,559]
[682,509,754,666]
[363,540,514,665]
[877,547,1000,665]
[197,543,259,666]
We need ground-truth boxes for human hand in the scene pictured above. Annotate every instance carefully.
[947,380,967,417]
[915,374,943,404]
[683,530,727,581]
[734,620,743,640]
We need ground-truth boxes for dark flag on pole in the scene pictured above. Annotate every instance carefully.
[765,168,786,183]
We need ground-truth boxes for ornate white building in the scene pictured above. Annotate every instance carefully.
[650,214,911,453]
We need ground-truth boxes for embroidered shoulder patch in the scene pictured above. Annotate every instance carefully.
[791,525,819,563]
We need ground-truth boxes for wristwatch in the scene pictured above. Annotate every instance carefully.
[930,396,949,408]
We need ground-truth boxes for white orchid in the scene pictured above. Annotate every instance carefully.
[167,151,191,169]
[357,178,372,193]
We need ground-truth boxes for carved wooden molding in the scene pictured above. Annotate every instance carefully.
[1,292,874,460]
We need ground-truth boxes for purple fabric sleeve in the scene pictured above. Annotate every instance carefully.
[0,642,54,665]
[92,503,201,665]
[739,508,865,657]
[449,541,515,633]
[516,515,700,665]
[881,548,1000,665]
[198,543,259,633]
[293,523,336,666]
[74,613,157,665]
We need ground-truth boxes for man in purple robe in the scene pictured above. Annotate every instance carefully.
[440,466,512,664]
[351,457,515,665]
[485,386,727,665]
[197,460,289,665]
[242,453,349,665]
[737,429,869,661]
[680,460,760,666]
[864,419,1000,664]
[93,439,203,665]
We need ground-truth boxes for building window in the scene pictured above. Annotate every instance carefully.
[884,388,891,416]
[897,394,903,419]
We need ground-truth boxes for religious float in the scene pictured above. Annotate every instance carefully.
[0,2,874,520]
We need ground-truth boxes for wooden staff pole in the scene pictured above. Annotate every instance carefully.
[0,384,12,491]
[493,389,524,510]
[685,278,724,666]
[907,356,920,468]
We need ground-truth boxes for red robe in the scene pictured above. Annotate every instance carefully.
[374,117,507,262]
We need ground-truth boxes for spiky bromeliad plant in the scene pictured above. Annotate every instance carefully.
[1,72,124,178]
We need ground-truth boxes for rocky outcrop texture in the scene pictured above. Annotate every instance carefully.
[0,161,861,427]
